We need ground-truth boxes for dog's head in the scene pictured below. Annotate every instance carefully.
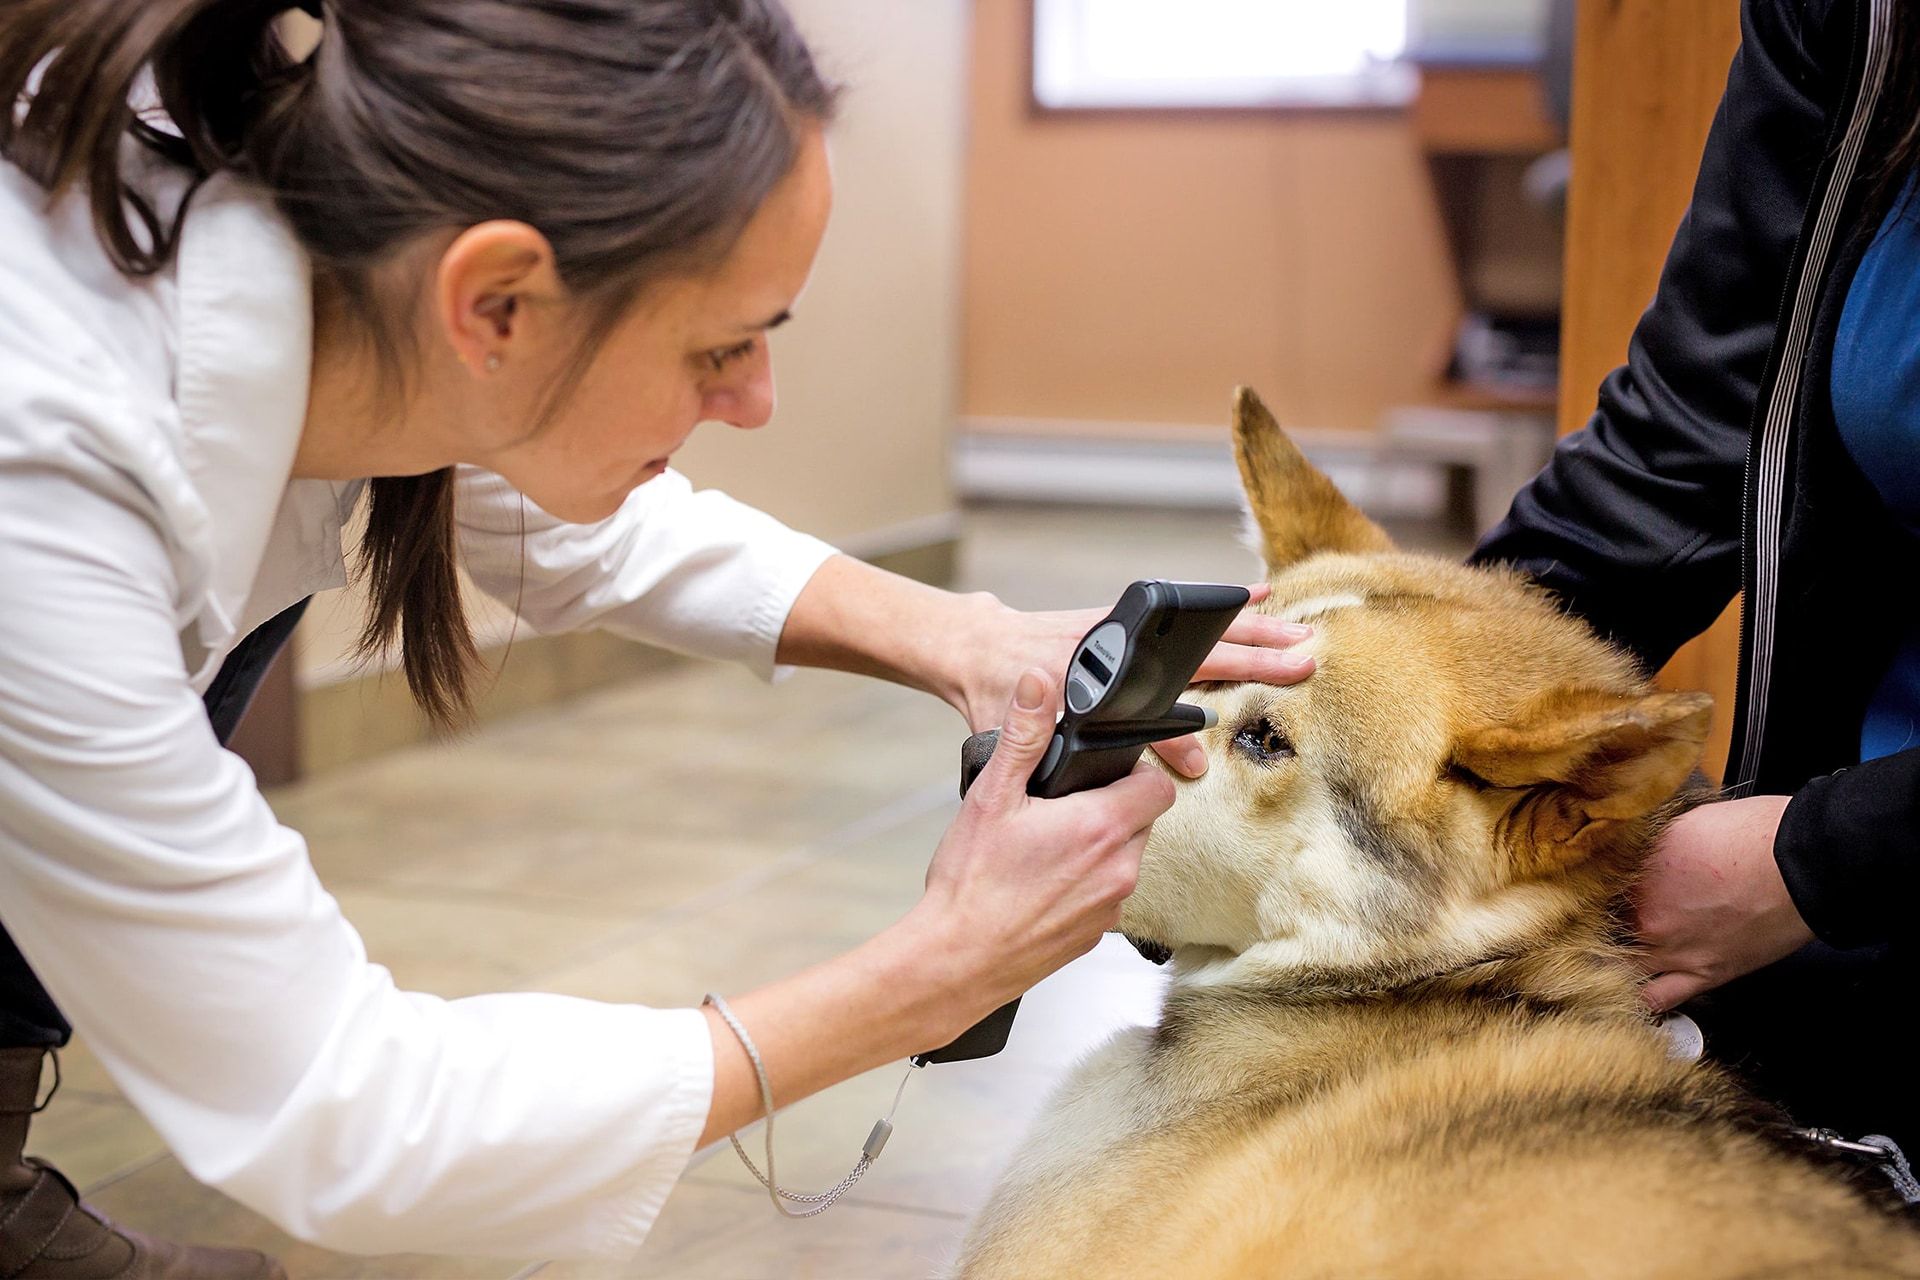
[1122,389,1710,988]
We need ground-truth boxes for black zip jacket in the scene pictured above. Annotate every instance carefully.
[1471,0,1916,951]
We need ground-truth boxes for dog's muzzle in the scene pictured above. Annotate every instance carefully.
[1123,933,1173,965]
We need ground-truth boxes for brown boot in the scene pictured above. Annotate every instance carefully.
[1,1047,286,1279]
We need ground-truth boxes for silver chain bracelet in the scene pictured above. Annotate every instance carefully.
[703,992,919,1219]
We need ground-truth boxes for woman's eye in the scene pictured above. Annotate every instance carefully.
[705,339,756,373]
[1233,717,1294,763]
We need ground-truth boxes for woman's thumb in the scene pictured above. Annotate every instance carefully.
[972,668,1058,805]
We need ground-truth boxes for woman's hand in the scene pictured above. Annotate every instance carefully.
[949,583,1314,779]
[698,668,1175,1142]
[1632,794,1814,1011]
[904,668,1176,1034]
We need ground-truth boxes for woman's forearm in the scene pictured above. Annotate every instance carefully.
[774,554,1008,714]
[695,903,992,1147]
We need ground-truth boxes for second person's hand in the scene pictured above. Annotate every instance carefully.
[1632,794,1812,1011]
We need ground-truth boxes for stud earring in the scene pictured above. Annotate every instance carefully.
[484,354,502,373]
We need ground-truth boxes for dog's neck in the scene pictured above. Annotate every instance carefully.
[1172,911,1634,1010]
[1167,859,1639,1003]
[1140,891,1648,1117]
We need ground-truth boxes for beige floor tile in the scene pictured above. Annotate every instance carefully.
[299,815,795,918]
[331,887,642,1000]
[523,803,952,1007]
[22,1090,169,1191]
[542,1178,963,1280]
[951,504,1266,611]
[81,1157,528,1279]
[38,1034,116,1096]
[280,682,959,871]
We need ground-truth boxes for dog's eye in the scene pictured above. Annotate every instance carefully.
[1233,717,1294,763]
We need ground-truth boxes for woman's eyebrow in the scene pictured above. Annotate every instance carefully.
[740,308,792,334]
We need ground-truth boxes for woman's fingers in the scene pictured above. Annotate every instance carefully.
[1149,733,1207,778]
[1191,603,1314,686]
[1192,641,1314,686]
[967,668,1059,811]
[1219,611,1307,648]
[1109,763,1177,829]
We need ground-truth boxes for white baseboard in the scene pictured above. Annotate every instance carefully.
[952,418,1447,519]
[835,509,965,562]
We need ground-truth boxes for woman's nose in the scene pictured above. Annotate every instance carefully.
[707,358,775,430]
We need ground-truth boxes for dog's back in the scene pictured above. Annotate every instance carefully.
[963,991,1920,1279]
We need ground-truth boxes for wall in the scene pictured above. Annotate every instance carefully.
[668,0,966,547]
[961,0,1463,433]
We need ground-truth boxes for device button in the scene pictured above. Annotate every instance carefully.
[1065,676,1096,714]
[1039,733,1064,779]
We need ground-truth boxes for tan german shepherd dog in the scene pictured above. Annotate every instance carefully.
[955,390,1920,1279]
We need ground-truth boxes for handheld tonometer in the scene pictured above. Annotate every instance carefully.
[912,579,1251,1066]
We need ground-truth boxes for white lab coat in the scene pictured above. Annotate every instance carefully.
[0,156,838,1258]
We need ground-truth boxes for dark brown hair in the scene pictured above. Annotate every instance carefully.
[1871,2,1920,194]
[0,0,837,727]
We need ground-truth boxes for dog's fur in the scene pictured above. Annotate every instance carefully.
[955,390,1920,1279]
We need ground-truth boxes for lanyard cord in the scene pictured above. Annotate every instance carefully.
[704,993,921,1219]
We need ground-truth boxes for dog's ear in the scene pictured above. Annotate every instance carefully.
[1232,386,1392,571]
[1451,686,1712,875]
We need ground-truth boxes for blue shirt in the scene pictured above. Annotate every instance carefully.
[1830,172,1920,760]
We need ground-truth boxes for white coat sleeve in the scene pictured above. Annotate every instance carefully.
[453,465,840,679]
[0,445,713,1259]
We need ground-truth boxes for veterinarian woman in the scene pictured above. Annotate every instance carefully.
[1476,0,1918,1153]
[0,2,1312,1273]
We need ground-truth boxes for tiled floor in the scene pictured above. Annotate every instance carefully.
[26,502,1467,1279]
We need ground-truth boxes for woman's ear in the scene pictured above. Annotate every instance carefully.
[435,220,561,374]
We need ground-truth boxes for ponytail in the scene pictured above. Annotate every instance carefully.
[358,471,479,732]
[0,0,304,276]
[1,0,837,730]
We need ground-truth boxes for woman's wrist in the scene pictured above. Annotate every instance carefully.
[866,899,1008,1051]
[695,906,994,1146]
[774,557,1010,718]
[933,590,1018,724]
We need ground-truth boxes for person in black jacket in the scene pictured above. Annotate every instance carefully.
[1474,0,1918,1151]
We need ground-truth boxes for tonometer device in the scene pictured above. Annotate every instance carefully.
[912,579,1251,1066]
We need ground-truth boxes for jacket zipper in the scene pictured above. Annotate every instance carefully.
[1730,0,1893,793]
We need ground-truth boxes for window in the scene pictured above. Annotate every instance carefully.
[1032,0,1415,112]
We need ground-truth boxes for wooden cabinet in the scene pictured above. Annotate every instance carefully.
[1411,63,1564,413]
[1560,0,1742,779]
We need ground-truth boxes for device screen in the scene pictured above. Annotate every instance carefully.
[1076,648,1114,684]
